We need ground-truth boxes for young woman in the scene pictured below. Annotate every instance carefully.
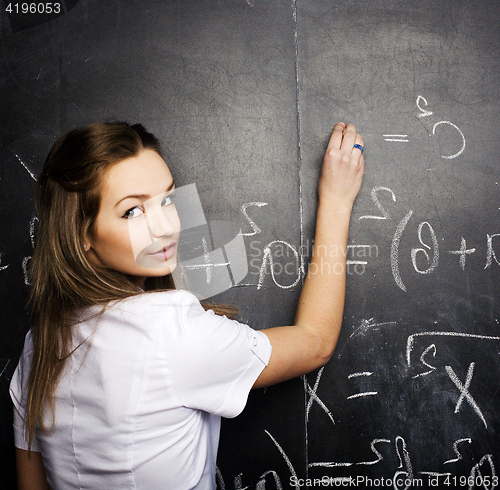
[10,121,364,489]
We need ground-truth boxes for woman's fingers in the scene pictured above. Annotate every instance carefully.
[327,122,345,150]
[340,123,357,151]
[327,122,363,158]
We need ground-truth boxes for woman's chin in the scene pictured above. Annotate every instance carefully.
[135,255,177,275]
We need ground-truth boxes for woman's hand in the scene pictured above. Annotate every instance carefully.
[318,122,365,209]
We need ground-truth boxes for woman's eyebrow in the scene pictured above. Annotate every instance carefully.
[115,193,150,207]
[114,181,175,208]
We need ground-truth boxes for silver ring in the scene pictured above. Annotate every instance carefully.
[353,144,364,153]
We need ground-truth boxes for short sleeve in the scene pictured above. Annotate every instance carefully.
[9,331,41,452]
[162,291,272,418]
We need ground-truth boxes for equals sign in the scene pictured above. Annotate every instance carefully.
[383,134,409,142]
[347,371,378,400]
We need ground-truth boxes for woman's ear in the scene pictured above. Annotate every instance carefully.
[83,223,94,252]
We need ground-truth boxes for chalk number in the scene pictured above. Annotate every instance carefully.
[359,186,397,221]
[416,95,466,160]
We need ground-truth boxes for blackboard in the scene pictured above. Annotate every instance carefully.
[1,0,500,488]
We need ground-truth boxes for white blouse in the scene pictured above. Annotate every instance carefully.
[10,290,272,490]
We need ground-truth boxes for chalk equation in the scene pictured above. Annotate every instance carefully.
[3,191,498,295]
[239,201,378,290]
[216,433,496,489]
[382,96,466,160]
[406,332,500,430]
[357,184,500,292]
[216,322,500,489]
[239,191,499,294]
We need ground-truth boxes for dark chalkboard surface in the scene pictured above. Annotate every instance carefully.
[2,0,500,488]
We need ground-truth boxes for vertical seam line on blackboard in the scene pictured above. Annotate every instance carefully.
[292,0,304,283]
[292,0,309,479]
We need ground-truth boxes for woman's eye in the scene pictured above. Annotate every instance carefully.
[123,206,143,219]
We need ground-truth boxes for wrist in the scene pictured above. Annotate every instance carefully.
[317,195,354,217]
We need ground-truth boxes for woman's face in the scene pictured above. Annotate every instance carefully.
[89,149,180,286]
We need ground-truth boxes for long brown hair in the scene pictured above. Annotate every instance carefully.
[26,122,234,449]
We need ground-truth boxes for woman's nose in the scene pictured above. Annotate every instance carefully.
[146,206,176,238]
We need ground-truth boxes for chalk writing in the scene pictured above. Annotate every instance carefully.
[359,186,397,221]
[346,244,374,274]
[240,202,268,236]
[412,344,437,379]
[432,121,466,160]
[445,363,487,429]
[357,184,500,291]
[394,436,413,490]
[305,367,335,425]
[449,238,476,270]
[0,253,9,271]
[469,454,496,490]
[416,95,466,160]
[390,209,413,292]
[0,359,11,380]
[348,371,373,379]
[383,134,409,143]
[416,95,433,118]
[419,452,497,489]
[265,430,299,488]
[183,237,230,284]
[379,96,466,159]
[485,234,500,269]
[217,323,498,486]
[29,216,38,248]
[233,473,246,489]
[444,438,472,464]
[305,434,497,487]
[256,471,282,490]
[15,153,37,181]
[308,436,411,469]
[406,332,500,367]
[215,467,226,490]
[405,331,500,429]
[347,371,377,400]
[357,439,392,466]
[257,240,300,290]
[22,256,31,285]
[411,221,439,275]
[346,391,378,400]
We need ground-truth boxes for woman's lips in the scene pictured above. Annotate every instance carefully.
[149,242,177,260]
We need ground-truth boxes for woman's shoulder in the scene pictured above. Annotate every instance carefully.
[10,330,34,394]
[69,291,205,345]
[100,289,203,321]
[73,290,200,315]
[17,330,34,360]
[122,289,200,308]
[70,290,206,339]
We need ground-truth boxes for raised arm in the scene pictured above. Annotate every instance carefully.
[254,123,364,388]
